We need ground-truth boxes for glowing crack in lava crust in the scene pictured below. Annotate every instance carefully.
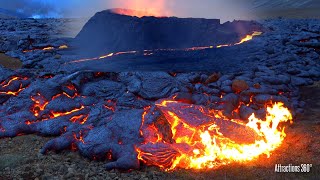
[0,73,294,171]
[0,76,29,96]
[137,100,293,170]
[69,31,262,64]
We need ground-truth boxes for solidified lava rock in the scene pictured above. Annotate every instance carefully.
[232,79,250,93]
[73,9,262,55]
[1,18,320,171]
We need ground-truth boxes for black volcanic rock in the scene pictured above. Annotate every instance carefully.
[73,9,262,56]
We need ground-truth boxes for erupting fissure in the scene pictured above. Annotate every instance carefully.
[69,31,262,64]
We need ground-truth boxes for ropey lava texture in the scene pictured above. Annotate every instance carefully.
[0,71,185,169]
[0,16,320,170]
[0,70,298,170]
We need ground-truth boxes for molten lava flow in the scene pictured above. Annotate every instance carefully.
[137,101,293,170]
[216,31,263,48]
[70,51,137,63]
[29,82,86,121]
[0,76,28,96]
[0,84,25,96]
[31,93,49,117]
[59,45,68,49]
[51,105,84,118]
[70,114,89,124]
[216,44,230,48]
[104,100,117,112]
[73,131,86,144]
[23,45,68,53]
[69,31,262,64]
[235,31,262,45]
[1,76,20,88]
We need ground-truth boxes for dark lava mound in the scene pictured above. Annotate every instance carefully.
[73,9,262,56]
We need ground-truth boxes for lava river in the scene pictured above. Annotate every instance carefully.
[69,31,262,64]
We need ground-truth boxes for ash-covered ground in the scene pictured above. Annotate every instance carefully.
[0,16,320,179]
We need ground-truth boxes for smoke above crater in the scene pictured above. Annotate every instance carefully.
[3,0,319,21]
[0,0,63,18]
[0,0,256,21]
[82,0,256,22]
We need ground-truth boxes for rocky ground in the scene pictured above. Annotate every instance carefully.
[0,83,319,179]
[0,17,320,179]
[0,53,22,70]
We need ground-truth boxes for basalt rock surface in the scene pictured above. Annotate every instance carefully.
[0,17,320,171]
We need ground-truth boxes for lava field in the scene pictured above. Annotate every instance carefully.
[0,9,320,174]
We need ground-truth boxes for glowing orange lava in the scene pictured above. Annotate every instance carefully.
[23,45,68,53]
[110,0,170,17]
[70,114,88,124]
[31,93,49,117]
[73,131,86,144]
[110,8,158,18]
[29,84,85,121]
[0,76,28,96]
[51,106,84,118]
[137,100,292,170]
[69,31,262,64]
[235,31,262,45]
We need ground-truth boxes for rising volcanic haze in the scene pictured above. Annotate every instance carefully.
[59,0,259,22]
[0,0,63,18]
[1,0,319,20]
[0,0,255,21]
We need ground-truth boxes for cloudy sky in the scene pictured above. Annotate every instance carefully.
[0,0,259,21]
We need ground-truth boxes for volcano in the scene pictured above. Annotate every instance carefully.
[73,9,262,56]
